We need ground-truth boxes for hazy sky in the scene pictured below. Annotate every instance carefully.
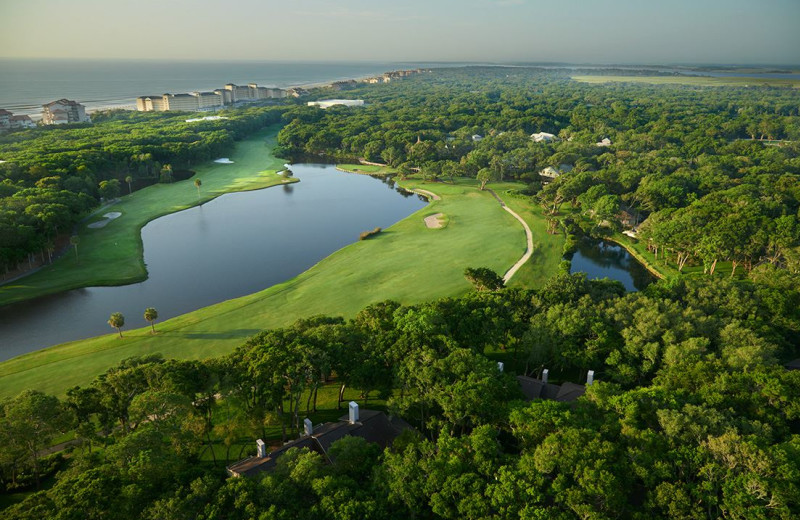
[2,0,799,64]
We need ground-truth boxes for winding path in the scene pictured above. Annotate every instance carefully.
[486,189,534,284]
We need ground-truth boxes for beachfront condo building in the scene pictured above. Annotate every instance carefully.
[42,99,90,125]
[136,83,286,112]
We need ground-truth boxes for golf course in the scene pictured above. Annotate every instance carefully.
[0,132,565,399]
[0,125,294,307]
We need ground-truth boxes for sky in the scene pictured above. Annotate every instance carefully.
[2,0,799,65]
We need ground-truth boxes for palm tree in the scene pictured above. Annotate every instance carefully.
[70,235,80,263]
[108,312,125,338]
[144,307,158,334]
[194,178,202,199]
[125,176,133,195]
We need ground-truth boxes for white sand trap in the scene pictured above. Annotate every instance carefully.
[88,211,122,228]
[424,213,445,229]
[214,158,234,164]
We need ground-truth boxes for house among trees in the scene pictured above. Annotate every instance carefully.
[516,369,594,402]
[227,402,413,478]
[596,137,613,147]
[531,131,558,143]
[539,163,573,180]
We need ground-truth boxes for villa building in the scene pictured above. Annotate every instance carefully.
[42,99,90,125]
[0,109,11,130]
[9,115,35,129]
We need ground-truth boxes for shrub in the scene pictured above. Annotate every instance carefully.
[359,227,381,240]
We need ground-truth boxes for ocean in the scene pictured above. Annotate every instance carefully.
[0,59,421,116]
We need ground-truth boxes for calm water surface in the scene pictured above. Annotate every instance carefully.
[0,165,426,360]
[569,239,655,292]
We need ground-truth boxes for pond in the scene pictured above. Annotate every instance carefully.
[0,164,427,361]
[569,239,655,292]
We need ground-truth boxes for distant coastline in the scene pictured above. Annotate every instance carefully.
[0,60,422,117]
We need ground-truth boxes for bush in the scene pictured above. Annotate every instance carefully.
[359,227,381,240]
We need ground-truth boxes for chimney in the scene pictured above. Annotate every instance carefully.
[256,439,266,458]
[586,370,595,386]
[497,361,504,373]
[304,418,313,436]
[542,368,549,384]
[348,401,359,423]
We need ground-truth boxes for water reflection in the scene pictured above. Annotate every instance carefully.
[0,164,427,360]
[569,239,655,292]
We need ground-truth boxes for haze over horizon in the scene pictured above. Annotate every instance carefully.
[2,0,799,66]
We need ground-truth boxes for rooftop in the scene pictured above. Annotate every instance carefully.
[227,408,412,478]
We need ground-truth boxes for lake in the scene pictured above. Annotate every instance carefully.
[569,239,655,292]
[0,165,427,361]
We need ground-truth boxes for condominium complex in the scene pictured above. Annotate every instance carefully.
[42,99,91,125]
[136,83,286,112]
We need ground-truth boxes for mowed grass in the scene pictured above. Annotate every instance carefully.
[336,163,397,175]
[611,233,739,279]
[0,126,293,306]
[572,75,800,89]
[0,178,539,399]
[499,190,565,288]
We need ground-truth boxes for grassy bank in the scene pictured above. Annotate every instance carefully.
[609,232,738,279]
[0,126,293,306]
[0,178,556,399]
[499,190,565,288]
[336,163,397,175]
[572,75,800,88]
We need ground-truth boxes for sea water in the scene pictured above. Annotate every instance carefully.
[0,59,415,115]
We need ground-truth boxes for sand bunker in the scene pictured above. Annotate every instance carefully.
[214,158,234,164]
[88,212,122,229]
[424,213,445,229]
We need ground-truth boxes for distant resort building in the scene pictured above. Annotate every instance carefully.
[136,83,287,112]
[596,137,612,147]
[361,69,427,84]
[0,109,36,131]
[307,99,364,109]
[10,115,35,129]
[42,99,90,125]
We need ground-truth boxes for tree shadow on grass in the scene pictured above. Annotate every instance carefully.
[176,329,262,340]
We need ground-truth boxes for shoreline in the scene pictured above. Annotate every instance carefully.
[0,127,294,306]
[604,234,667,280]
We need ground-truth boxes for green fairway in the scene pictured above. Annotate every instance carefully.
[0,126,294,306]
[0,178,564,399]
[572,75,800,88]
